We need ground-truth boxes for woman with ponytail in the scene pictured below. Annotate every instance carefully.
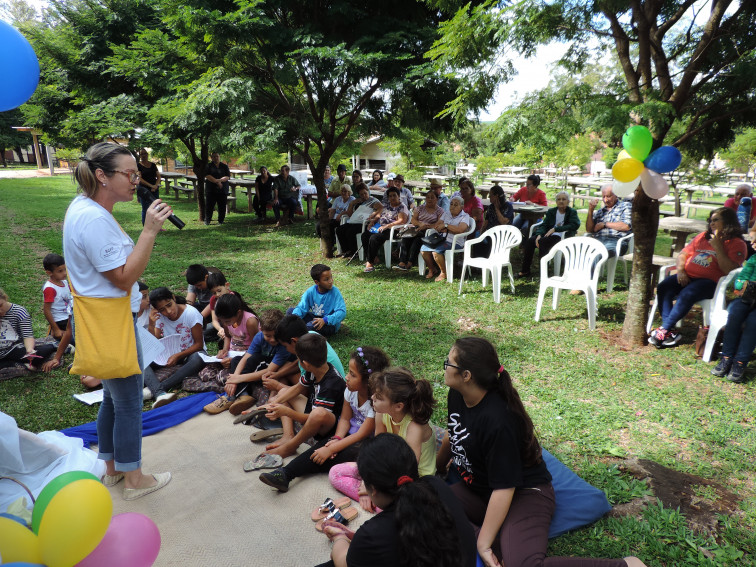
[440,337,648,567]
[319,433,476,567]
[329,367,438,511]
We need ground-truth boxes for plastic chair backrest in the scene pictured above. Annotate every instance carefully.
[546,237,608,281]
[450,218,476,249]
[484,225,522,260]
[290,171,309,187]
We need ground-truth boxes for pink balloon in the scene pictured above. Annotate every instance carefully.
[640,168,669,200]
[75,513,160,567]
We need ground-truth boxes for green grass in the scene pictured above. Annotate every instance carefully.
[1,176,754,566]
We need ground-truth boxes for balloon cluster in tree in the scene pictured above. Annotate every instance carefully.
[0,20,40,112]
[0,471,161,567]
[611,125,682,200]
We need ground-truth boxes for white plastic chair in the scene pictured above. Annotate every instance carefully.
[646,264,718,333]
[604,233,634,292]
[703,268,742,362]
[458,226,522,302]
[383,223,412,268]
[338,215,370,261]
[535,237,609,330]
[417,219,476,282]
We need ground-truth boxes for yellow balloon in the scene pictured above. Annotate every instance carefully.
[612,158,644,183]
[617,149,631,160]
[38,479,113,567]
[0,517,43,564]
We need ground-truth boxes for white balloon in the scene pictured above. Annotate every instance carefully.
[612,176,640,198]
[640,168,669,200]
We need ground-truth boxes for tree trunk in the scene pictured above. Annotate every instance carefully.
[14,147,25,163]
[192,159,208,222]
[620,188,660,346]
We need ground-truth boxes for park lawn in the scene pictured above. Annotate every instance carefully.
[0,176,754,566]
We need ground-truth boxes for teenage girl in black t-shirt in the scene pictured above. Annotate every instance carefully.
[438,337,648,567]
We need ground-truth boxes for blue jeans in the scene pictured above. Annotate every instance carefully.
[138,185,158,225]
[143,352,207,397]
[96,315,144,471]
[512,214,530,234]
[656,275,717,330]
[285,307,337,337]
[721,298,756,363]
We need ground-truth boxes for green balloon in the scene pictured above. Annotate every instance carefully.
[622,125,653,161]
[32,470,100,534]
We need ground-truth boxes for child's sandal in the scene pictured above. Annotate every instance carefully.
[311,497,352,521]
[315,506,358,532]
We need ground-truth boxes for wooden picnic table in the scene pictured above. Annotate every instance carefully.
[229,179,255,213]
[658,216,706,255]
[159,171,185,195]
[229,169,253,178]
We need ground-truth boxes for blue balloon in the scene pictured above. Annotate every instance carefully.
[0,20,40,112]
[643,145,682,174]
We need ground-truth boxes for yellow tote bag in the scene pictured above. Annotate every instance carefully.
[69,289,141,380]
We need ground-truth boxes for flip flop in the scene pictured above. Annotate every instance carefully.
[311,497,353,521]
[243,453,283,472]
[315,506,358,532]
[233,406,268,425]
[250,428,284,442]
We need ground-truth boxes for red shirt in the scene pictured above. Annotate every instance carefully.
[724,197,756,220]
[512,187,548,206]
[682,232,747,281]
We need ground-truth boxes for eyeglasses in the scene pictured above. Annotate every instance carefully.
[444,358,463,371]
[111,169,139,183]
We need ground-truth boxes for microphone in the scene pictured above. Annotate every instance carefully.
[137,186,185,229]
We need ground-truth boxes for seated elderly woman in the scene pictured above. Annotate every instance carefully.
[518,191,580,277]
[394,189,445,272]
[421,196,471,282]
[649,207,747,349]
[321,184,354,250]
[335,183,382,258]
[362,186,409,273]
[511,174,548,234]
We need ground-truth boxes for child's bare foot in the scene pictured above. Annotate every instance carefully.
[265,435,293,451]
[265,440,297,458]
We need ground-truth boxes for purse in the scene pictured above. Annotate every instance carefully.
[740,281,756,307]
[397,225,419,238]
[70,286,141,380]
[421,230,448,248]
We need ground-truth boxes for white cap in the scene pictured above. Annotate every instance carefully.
[386,173,396,181]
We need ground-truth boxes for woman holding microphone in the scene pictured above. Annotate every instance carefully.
[66,142,173,500]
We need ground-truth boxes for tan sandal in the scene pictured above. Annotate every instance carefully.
[311,496,352,521]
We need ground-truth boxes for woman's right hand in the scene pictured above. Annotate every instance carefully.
[144,198,173,234]
[477,547,501,567]
[677,269,690,287]
[149,308,160,325]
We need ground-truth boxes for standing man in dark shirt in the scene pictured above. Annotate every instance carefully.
[205,152,231,225]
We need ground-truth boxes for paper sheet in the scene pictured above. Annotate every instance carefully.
[138,329,183,366]
[73,389,104,405]
[198,350,247,364]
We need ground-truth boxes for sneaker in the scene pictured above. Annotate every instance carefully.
[64,344,75,354]
[648,327,667,348]
[259,468,290,492]
[153,392,177,409]
[142,387,154,401]
[661,330,682,347]
[229,395,256,416]
[711,356,732,377]
[204,395,234,414]
[727,361,747,383]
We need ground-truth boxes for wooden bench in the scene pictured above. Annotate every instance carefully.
[682,202,718,218]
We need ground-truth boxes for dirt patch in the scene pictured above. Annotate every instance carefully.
[457,316,480,332]
[611,458,741,537]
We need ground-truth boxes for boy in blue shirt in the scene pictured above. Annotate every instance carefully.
[290,264,346,337]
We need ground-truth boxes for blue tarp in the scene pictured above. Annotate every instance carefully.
[60,392,217,448]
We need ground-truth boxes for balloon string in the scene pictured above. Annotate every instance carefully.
[0,475,36,504]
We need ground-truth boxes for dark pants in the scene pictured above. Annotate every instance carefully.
[253,193,272,219]
[285,307,337,337]
[399,234,425,265]
[336,223,362,254]
[0,342,57,369]
[138,185,158,225]
[143,352,207,396]
[520,234,563,274]
[205,187,228,223]
[361,230,390,264]
[721,298,756,363]
[450,482,626,567]
[283,437,360,480]
[656,275,717,330]
[274,196,299,221]
[227,352,271,398]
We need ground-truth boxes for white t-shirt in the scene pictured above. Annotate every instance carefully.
[42,280,73,322]
[155,304,205,352]
[555,210,566,228]
[344,388,375,435]
[63,195,141,312]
